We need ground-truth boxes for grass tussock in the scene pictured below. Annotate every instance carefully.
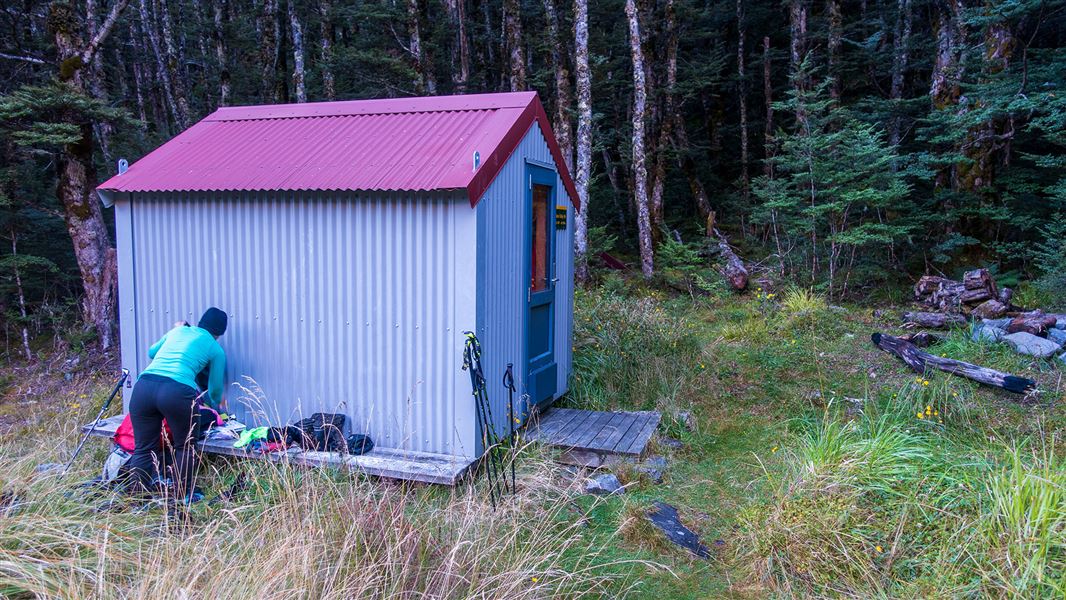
[737,381,1066,598]
[569,286,707,424]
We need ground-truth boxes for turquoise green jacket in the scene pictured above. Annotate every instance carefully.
[142,326,227,408]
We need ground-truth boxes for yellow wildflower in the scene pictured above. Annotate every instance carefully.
[922,380,930,386]
[531,577,539,583]
[917,412,924,419]
[771,446,778,453]
[875,545,883,553]
[926,405,932,414]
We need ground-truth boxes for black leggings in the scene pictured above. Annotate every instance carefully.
[126,374,201,496]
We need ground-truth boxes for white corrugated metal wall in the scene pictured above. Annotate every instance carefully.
[114,190,478,457]
[475,125,575,448]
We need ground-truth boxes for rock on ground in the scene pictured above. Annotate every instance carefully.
[1048,328,1066,346]
[636,455,668,483]
[585,473,624,495]
[646,501,711,559]
[983,318,1012,329]
[972,323,1005,343]
[658,436,684,450]
[1003,332,1063,358]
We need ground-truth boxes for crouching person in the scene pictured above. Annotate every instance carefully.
[126,307,227,503]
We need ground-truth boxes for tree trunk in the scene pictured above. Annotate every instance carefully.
[479,0,496,89]
[128,19,149,125]
[955,13,1014,193]
[9,230,32,361]
[289,0,306,102]
[406,0,435,94]
[625,0,653,279]
[213,0,231,106]
[736,0,749,202]
[319,0,335,99]
[671,110,713,219]
[888,0,911,149]
[85,0,114,166]
[930,0,965,109]
[138,0,183,129]
[259,0,282,101]
[826,0,842,100]
[48,0,129,350]
[762,36,773,173]
[504,0,526,90]
[542,0,572,169]
[789,0,808,125]
[649,0,677,234]
[155,0,189,128]
[443,0,470,92]
[573,0,591,282]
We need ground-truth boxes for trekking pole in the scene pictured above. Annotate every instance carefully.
[463,333,501,507]
[503,363,517,493]
[64,368,130,475]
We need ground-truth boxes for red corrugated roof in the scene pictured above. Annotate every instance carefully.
[97,92,579,211]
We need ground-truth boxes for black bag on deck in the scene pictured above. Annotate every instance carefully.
[345,434,374,456]
[292,413,347,452]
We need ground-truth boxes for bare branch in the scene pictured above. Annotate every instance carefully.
[80,0,132,66]
[0,52,46,64]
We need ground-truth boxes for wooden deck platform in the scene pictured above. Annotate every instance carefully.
[81,415,475,485]
[524,407,661,467]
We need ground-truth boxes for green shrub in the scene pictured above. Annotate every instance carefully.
[1032,214,1066,310]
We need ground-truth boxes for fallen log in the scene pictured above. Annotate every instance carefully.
[902,311,967,329]
[972,299,1008,319]
[598,252,627,270]
[1006,311,1057,336]
[871,332,1036,394]
[963,268,997,294]
[705,213,748,291]
[959,288,994,305]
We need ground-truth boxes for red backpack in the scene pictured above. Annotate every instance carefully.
[113,414,174,452]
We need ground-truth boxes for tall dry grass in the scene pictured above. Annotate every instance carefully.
[0,413,643,599]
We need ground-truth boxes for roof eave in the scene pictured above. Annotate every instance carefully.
[463,96,581,212]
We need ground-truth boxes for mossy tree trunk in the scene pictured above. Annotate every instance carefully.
[49,0,130,350]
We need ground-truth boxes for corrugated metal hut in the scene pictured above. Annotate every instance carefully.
[95,91,579,483]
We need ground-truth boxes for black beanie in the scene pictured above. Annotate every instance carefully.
[198,307,228,337]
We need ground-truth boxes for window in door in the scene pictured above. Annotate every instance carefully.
[531,184,551,292]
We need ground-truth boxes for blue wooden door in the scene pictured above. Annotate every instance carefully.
[526,164,557,408]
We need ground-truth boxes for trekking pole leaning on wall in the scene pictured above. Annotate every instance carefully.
[503,363,517,493]
[64,368,131,475]
[462,332,510,507]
